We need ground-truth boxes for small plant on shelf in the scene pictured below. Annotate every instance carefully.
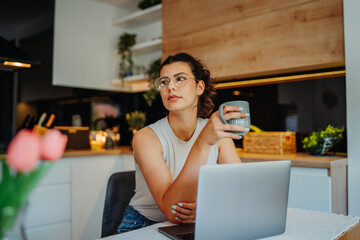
[125,111,147,135]
[302,125,344,155]
[142,58,161,107]
[138,0,161,10]
[118,32,137,80]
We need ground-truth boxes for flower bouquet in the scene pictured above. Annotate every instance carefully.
[0,129,68,239]
[302,125,344,155]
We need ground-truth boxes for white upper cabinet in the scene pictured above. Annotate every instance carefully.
[53,0,161,93]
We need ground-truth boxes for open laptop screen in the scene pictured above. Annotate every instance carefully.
[159,160,291,240]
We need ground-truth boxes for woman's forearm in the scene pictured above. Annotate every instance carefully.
[160,137,212,222]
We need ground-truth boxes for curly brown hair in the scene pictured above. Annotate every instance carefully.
[160,53,217,118]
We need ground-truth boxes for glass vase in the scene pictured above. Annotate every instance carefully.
[0,203,28,240]
[308,137,338,155]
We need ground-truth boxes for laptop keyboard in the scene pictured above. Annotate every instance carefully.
[176,232,195,240]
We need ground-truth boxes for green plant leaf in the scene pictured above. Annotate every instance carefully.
[0,158,17,207]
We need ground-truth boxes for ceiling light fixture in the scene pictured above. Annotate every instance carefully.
[0,36,40,71]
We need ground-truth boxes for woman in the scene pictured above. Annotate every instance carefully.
[117,52,247,234]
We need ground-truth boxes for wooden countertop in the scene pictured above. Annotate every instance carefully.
[237,149,347,169]
[63,146,133,157]
[62,147,347,169]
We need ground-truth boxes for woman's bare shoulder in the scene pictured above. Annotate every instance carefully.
[132,127,163,156]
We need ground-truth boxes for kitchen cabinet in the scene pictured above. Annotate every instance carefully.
[53,0,161,93]
[71,154,135,240]
[162,0,345,81]
[239,151,347,215]
[23,151,135,240]
[24,160,72,240]
[289,167,333,213]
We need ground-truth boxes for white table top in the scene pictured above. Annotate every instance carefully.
[100,208,359,240]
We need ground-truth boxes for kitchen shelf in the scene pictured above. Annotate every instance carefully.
[113,4,162,27]
[109,3,161,92]
[95,0,129,6]
[114,38,162,55]
[132,38,162,53]
[123,74,147,82]
[111,76,150,93]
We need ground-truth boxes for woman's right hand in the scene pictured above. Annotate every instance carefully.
[171,201,197,224]
[200,105,248,146]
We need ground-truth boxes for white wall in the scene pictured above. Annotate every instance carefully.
[343,0,360,216]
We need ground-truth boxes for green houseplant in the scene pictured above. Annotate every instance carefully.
[138,0,161,10]
[118,33,137,79]
[142,58,161,107]
[302,125,344,155]
[125,111,147,135]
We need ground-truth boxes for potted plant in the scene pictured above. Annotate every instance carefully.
[142,58,161,107]
[302,125,344,155]
[118,32,137,79]
[138,0,161,10]
[125,111,147,135]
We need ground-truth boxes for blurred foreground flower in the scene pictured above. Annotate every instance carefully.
[0,129,68,239]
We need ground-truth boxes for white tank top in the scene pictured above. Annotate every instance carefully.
[129,116,219,222]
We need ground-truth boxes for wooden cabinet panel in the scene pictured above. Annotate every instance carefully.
[163,0,314,38]
[162,0,344,81]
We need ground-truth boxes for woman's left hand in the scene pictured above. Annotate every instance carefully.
[171,201,197,223]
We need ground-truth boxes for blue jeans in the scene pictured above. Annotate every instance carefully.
[117,205,158,234]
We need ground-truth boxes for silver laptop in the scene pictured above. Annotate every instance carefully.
[158,160,291,240]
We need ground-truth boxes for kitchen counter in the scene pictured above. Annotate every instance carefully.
[237,149,347,169]
[63,146,133,157]
[62,147,347,169]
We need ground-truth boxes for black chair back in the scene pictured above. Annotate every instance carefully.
[101,170,135,238]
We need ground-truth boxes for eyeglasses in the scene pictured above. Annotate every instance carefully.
[154,72,197,90]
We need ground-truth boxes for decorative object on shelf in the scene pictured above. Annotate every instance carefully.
[118,32,137,79]
[133,65,147,76]
[125,111,146,135]
[0,129,68,239]
[89,130,106,150]
[302,125,344,155]
[72,114,82,126]
[138,0,161,10]
[104,129,116,149]
[142,58,161,107]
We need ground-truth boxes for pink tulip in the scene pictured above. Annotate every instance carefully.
[6,129,41,173]
[40,129,68,161]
